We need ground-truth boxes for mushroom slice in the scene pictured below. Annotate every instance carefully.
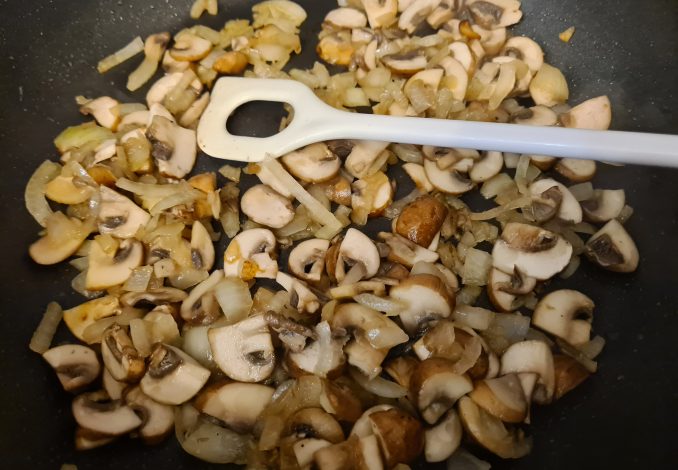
[555,158,597,183]
[335,228,380,283]
[98,187,151,238]
[316,32,355,66]
[145,115,197,179]
[399,0,441,34]
[190,221,215,271]
[331,303,408,351]
[395,195,448,248]
[470,151,503,183]
[72,390,143,436]
[362,0,398,28]
[409,358,474,424]
[288,238,330,283]
[529,63,569,107]
[381,50,427,76]
[351,404,395,438]
[314,436,382,470]
[403,163,434,193]
[500,340,555,404]
[223,228,278,280]
[208,315,275,382]
[101,324,146,383]
[492,223,573,280]
[124,386,175,444]
[79,96,120,130]
[525,183,562,223]
[380,232,439,268]
[438,56,469,101]
[424,409,463,463]
[469,373,527,423]
[170,33,212,61]
[44,174,94,205]
[528,154,557,171]
[457,396,532,459]
[29,212,93,265]
[276,272,320,314]
[265,311,315,353]
[63,296,121,343]
[282,143,341,183]
[383,356,418,390]
[553,354,591,400]
[512,105,558,126]
[241,184,295,229]
[467,0,522,28]
[140,343,210,405]
[286,407,345,443]
[585,219,639,273]
[501,36,543,73]
[86,239,144,290]
[344,140,390,179]
[351,171,393,223]
[43,344,101,392]
[448,41,474,72]
[324,7,367,28]
[368,408,424,467]
[560,95,612,130]
[424,158,474,195]
[390,274,453,334]
[529,178,583,224]
[195,382,274,433]
[486,269,515,313]
[532,290,594,346]
[581,189,625,223]
[75,427,116,450]
[293,439,333,468]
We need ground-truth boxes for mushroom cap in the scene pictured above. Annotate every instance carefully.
[424,409,463,463]
[42,344,101,392]
[140,344,211,405]
[470,151,504,183]
[469,373,528,423]
[424,158,474,195]
[438,56,469,101]
[351,404,395,438]
[146,115,197,179]
[286,407,345,443]
[390,274,453,334]
[102,368,126,400]
[398,0,440,33]
[369,408,424,467]
[403,163,434,193]
[344,140,390,179]
[241,184,295,229]
[276,271,320,314]
[585,219,639,273]
[29,213,93,266]
[362,0,398,28]
[492,223,573,280]
[281,143,341,183]
[336,228,381,282]
[395,196,448,247]
[195,382,274,433]
[101,323,146,382]
[223,228,278,280]
[63,296,121,343]
[487,268,518,312]
[208,315,275,382]
[555,158,597,183]
[293,438,333,468]
[500,340,555,404]
[98,187,150,239]
[381,232,439,268]
[502,36,544,73]
[124,386,175,444]
[532,289,594,345]
[581,189,625,223]
[331,302,409,350]
[72,391,143,436]
[530,178,583,224]
[288,238,330,283]
[189,220,215,271]
[86,238,144,290]
[170,33,212,61]
[512,106,558,126]
[324,7,368,29]
[560,95,612,130]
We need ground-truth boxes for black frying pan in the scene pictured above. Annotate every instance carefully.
[1,0,678,468]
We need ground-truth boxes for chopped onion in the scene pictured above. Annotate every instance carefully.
[453,304,495,331]
[354,293,405,316]
[515,155,531,194]
[149,189,202,215]
[579,335,606,359]
[556,338,597,373]
[218,164,242,182]
[314,321,335,376]
[122,266,153,292]
[569,182,594,201]
[25,161,61,226]
[81,307,144,344]
[391,144,423,164]
[129,318,152,357]
[29,302,63,354]
[525,327,555,347]
[97,36,144,73]
[461,248,492,286]
[469,195,532,221]
[558,255,580,279]
[71,271,102,299]
[617,204,634,224]
[182,326,216,368]
[214,277,253,324]
[571,222,597,235]
[456,285,482,305]
[349,368,407,398]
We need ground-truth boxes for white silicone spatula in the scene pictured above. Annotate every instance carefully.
[197,77,678,167]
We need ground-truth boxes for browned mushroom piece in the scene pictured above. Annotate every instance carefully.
[194,381,275,433]
[123,386,175,444]
[43,344,101,392]
[553,354,591,399]
[585,219,639,273]
[369,408,424,467]
[409,358,473,424]
[532,290,594,346]
[469,373,528,423]
[390,274,454,334]
[72,390,143,436]
[395,196,448,247]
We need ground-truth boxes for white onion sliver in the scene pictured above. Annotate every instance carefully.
[314,321,334,376]
[569,182,594,201]
[461,248,492,286]
[579,335,606,359]
[123,266,153,292]
[213,277,253,324]
[182,326,215,368]
[97,36,144,73]
[480,173,514,199]
[453,305,495,331]
[349,368,407,398]
[25,160,61,227]
[515,154,531,194]
[29,302,63,354]
[354,293,405,316]
[559,255,580,279]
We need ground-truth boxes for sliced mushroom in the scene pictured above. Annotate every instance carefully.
[395,196,448,247]
[369,408,424,467]
[145,115,197,179]
[29,212,93,265]
[195,381,274,433]
[324,174,353,206]
[86,238,144,290]
[44,175,94,205]
[529,178,583,224]
[487,268,519,312]
[351,171,393,222]
[585,219,639,273]
[72,390,143,436]
[448,41,474,72]
[402,163,434,192]
[282,143,341,183]
[469,373,527,423]
[528,154,557,171]
[313,439,357,470]
[532,290,594,346]
[170,33,212,61]
[553,354,591,400]
[98,187,151,238]
[379,232,439,268]
[581,189,625,223]
[399,0,441,34]
[189,221,215,271]
[223,228,278,280]
[529,63,569,107]
[334,228,381,283]
[43,344,101,392]
[409,358,474,424]
[492,222,573,280]
[382,50,427,76]
[63,296,121,343]
[124,386,175,444]
[362,0,398,28]
[241,184,295,229]
[501,36,543,73]
[383,356,419,390]
[457,396,532,458]
[424,409,463,462]
[525,184,562,223]
[470,151,503,183]
[287,321,346,378]
[555,159,597,183]
[121,287,188,307]
[276,272,320,314]
[319,379,363,423]
[512,105,558,126]
[467,0,522,28]
[101,324,146,383]
[351,404,395,438]
[79,96,120,130]
[324,7,367,28]
[209,315,275,382]
[288,238,330,283]
[424,158,474,195]
[140,343,211,405]
[560,95,612,130]
[75,427,116,450]
[390,274,453,334]
[438,56,469,101]
[286,407,345,443]
[344,140,390,179]
[500,340,555,404]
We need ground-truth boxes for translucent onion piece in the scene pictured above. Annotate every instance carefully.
[122,266,153,292]
[469,195,532,221]
[182,326,215,369]
[313,321,335,376]
[480,173,515,200]
[568,182,594,201]
[461,248,493,286]
[218,164,242,183]
[354,293,405,316]
[617,204,634,224]
[349,367,408,398]
[558,255,580,279]
[29,302,63,354]
[579,335,606,359]
[81,307,144,344]
[213,277,253,324]
[453,305,495,331]
[556,338,597,373]
[25,160,61,227]
[97,36,144,73]
[515,155,531,194]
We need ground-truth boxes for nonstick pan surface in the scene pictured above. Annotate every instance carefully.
[1,0,677,468]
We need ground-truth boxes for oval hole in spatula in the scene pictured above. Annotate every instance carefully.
[225,100,290,138]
